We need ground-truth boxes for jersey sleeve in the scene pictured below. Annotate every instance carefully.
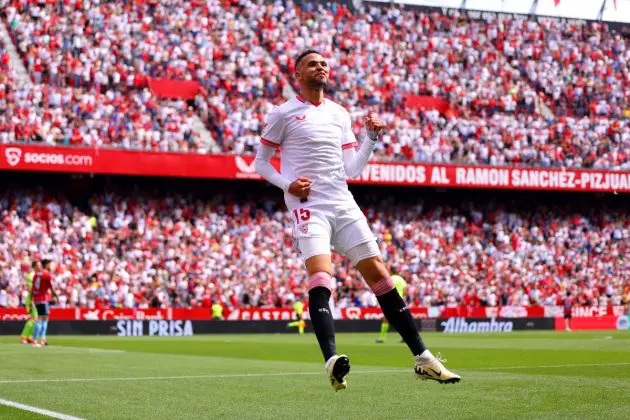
[260,106,285,147]
[341,110,358,150]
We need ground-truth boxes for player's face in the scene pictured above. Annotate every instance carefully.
[296,53,329,90]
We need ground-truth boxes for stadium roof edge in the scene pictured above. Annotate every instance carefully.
[362,0,630,24]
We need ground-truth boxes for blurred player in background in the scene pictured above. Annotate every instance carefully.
[287,299,306,334]
[19,260,39,344]
[212,300,224,320]
[564,291,574,332]
[31,257,58,347]
[376,267,407,343]
[255,49,460,391]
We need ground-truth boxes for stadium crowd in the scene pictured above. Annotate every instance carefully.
[1,0,284,152]
[0,187,627,310]
[497,17,629,119]
[0,1,628,168]
[0,37,206,152]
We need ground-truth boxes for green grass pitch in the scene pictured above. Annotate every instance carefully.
[0,331,628,419]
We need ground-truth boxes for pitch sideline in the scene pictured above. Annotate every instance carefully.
[0,397,85,420]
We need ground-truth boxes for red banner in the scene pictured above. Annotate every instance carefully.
[440,306,545,318]
[1,306,626,321]
[554,316,628,331]
[0,307,210,321]
[404,95,452,114]
[340,307,429,320]
[147,79,201,99]
[225,308,297,321]
[544,305,626,318]
[1,145,628,192]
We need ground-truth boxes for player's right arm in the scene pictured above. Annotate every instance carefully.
[255,107,312,198]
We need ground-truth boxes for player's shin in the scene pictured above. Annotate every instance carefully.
[379,321,389,341]
[32,320,42,341]
[308,272,336,362]
[26,320,35,338]
[41,320,49,341]
[372,278,427,356]
[20,320,33,339]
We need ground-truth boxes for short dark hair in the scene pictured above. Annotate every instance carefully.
[295,49,322,69]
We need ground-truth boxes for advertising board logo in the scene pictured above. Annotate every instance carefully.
[499,306,528,318]
[441,317,514,333]
[235,156,262,180]
[5,147,22,166]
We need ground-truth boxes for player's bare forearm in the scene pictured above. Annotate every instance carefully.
[288,177,312,199]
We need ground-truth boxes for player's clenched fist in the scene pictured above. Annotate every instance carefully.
[289,176,312,198]
[364,114,386,141]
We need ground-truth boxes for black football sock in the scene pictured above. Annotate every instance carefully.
[377,289,427,356]
[308,286,337,362]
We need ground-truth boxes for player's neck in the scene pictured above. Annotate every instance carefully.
[298,88,324,106]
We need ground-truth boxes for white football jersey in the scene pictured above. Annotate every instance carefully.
[261,95,359,210]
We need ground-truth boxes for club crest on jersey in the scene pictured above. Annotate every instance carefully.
[295,115,306,121]
[299,224,309,235]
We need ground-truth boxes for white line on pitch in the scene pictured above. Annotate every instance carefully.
[0,398,84,420]
[0,369,406,384]
[471,362,630,370]
[0,362,628,384]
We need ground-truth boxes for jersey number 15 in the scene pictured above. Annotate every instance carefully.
[292,208,311,224]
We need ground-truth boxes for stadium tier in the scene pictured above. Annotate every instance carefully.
[0,177,627,310]
[0,1,628,169]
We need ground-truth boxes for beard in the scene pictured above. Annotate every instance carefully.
[307,76,328,90]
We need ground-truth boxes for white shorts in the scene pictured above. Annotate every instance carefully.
[292,202,379,263]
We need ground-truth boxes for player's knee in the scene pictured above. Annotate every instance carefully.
[304,253,332,276]
[308,271,334,292]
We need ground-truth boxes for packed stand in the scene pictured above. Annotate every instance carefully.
[1,0,629,168]
[0,84,205,151]
[252,2,538,115]
[1,0,285,152]
[0,187,627,310]
[394,110,629,169]
[495,18,629,119]
[249,1,630,169]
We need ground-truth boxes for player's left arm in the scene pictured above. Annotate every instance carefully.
[47,274,59,303]
[342,113,385,178]
[51,286,59,303]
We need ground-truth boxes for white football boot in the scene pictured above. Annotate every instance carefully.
[414,351,461,384]
[325,354,351,391]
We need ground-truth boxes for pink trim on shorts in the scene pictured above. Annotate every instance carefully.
[342,142,359,150]
[370,277,394,296]
[308,272,333,292]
